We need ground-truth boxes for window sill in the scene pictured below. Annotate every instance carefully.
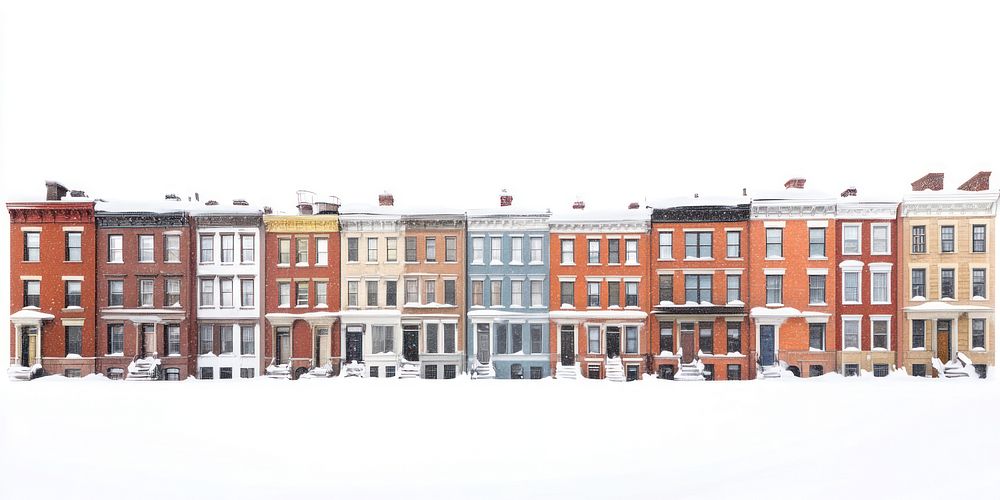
[808,302,828,307]
[277,305,291,309]
[508,262,524,266]
[808,256,827,260]
[764,257,784,261]
[624,262,640,267]
[871,301,891,306]
[63,260,83,264]
[873,348,888,352]
[683,257,713,262]
[657,258,675,262]
[472,261,484,266]
[528,261,544,266]
[587,262,601,266]
[106,261,124,264]
[295,263,309,268]
[765,303,784,307]
[560,262,575,266]
[842,301,861,306]
[277,264,291,268]
[725,257,743,261]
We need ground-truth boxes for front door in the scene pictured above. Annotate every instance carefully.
[277,331,291,364]
[560,325,575,366]
[315,327,329,366]
[606,326,621,359]
[403,326,419,361]
[21,326,37,367]
[680,322,696,363]
[759,325,776,366]
[141,324,156,357]
[346,327,363,363]
[476,324,490,364]
[936,319,952,363]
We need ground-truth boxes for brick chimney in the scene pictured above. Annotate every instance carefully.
[379,192,394,207]
[165,194,181,201]
[911,173,944,191]
[958,171,991,191]
[841,187,857,197]
[233,199,249,206]
[69,190,87,198]
[784,178,806,189]
[572,200,585,210]
[628,202,640,209]
[205,200,219,206]
[500,189,513,207]
[45,181,68,201]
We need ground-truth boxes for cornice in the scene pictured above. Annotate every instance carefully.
[750,201,837,220]
[8,203,95,224]
[901,199,998,217]
[401,217,465,231]
[97,212,188,228]
[468,217,550,231]
[834,203,898,220]
[264,215,340,233]
[548,220,650,233]
[194,214,262,228]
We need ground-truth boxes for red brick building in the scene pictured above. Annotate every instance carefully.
[8,182,97,379]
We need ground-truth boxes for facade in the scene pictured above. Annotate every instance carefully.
[466,202,550,380]
[193,210,264,379]
[649,203,753,381]
[548,205,651,381]
[8,184,97,379]
[262,194,341,379]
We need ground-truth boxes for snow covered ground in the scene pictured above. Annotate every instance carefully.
[2,373,998,499]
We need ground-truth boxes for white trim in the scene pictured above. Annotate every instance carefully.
[870,315,892,351]
[841,315,862,350]
[841,269,862,305]
[62,226,84,232]
[61,276,85,281]
[20,226,42,231]
[870,223,892,255]
[763,221,786,228]
[763,268,785,275]
[869,268,891,305]
[806,268,828,275]
[841,223,863,255]
[806,220,829,228]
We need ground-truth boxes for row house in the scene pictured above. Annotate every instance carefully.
[900,172,996,378]
[548,203,651,381]
[8,183,96,379]
[466,194,551,380]
[649,201,752,381]
[95,205,193,381]
[263,191,341,379]
[193,208,264,380]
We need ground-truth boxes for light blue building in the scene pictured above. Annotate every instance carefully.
[466,201,550,379]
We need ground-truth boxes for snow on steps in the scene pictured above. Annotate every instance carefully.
[471,360,495,380]
[300,364,334,379]
[605,357,625,382]
[935,353,978,378]
[7,364,41,382]
[126,356,161,381]
[265,363,292,380]
[342,361,365,378]
[398,362,421,379]
[674,359,707,381]
[555,363,580,380]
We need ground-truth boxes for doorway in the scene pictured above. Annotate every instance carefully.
[680,322,696,363]
[346,326,363,363]
[936,319,952,363]
[476,324,490,364]
[759,325,776,366]
[560,325,575,366]
[606,326,621,359]
[403,325,419,361]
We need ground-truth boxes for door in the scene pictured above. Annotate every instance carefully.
[316,328,330,366]
[680,322,696,363]
[936,320,952,363]
[606,326,621,359]
[21,327,37,367]
[142,324,156,357]
[759,325,776,366]
[277,331,291,364]
[476,324,490,364]
[403,326,419,361]
[346,327,363,363]
[560,325,575,366]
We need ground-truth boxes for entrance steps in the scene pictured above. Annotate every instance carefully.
[936,353,977,378]
[265,363,292,379]
[398,362,421,379]
[555,363,579,380]
[471,360,494,379]
[605,358,625,382]
[342,361,365,378]
[675,360,707,381]
[300,364,334,379]
[7,364,39,381]
[760,364,783,379]
[127,356,161,381]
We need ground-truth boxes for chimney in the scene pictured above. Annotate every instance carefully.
[233,199,249,206]
[742,188,747,196]
[379,192,394,207]
[694,193,699,199]
[784,178,806,189]
[628,202,640,209]
[205,200,219,206]
[911,173,944,191]
[840,187,857,197]
[165,194,181,201]
[45,181,68,201]
[500,189,513,207]
[572,200,585,210]
[195,192,200,201]
[69,190,87,198]
[263,206,273,215]
[958,171,991,192]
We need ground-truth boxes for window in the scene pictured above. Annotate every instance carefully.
[911,320,925,349]
[940,225,955,252]
[512,324,523,353]
[425,280,436,304]
[444,365,457,379]
[386,237,398,262]
[588,365,600,379]
[239,279,253,307]
[65,326,82,356]
[873,364,889,377]
[220,278,233,308]
[198,234,215,264]
[658,274,673,303]
[424,365,438,379]
[974,364,987,379]
[426,323,438,353]
[530,325,543,354]
[490,280,501,306]
[659,323,673,353]
[385,280,397,307]
[699,322,713,354]
[108,280,124,307]
[108,234,123,263]
[871,224,889,254]
[278,238,291,265]
[491,237,502,263]
[511,237,522,264]
[138,279,153,307]
[972,319,985,349]
[511,280,522,307]
[405,279,419,304]
[405,237,417,262]
[910,225,926,253]
[560,281,574,307]
[530,281,543,307]
[685,274,712,304]
[871,271,889,304]
[65,232,82,262]
[809,323,825,350]
[726,231,740,258]
[108,324,125,354]
[443,280,455,305]
[295,238,308,264]
[765,228,783,258]
[703,364,715,381]
[366,237,378,262]
[278,282,291,307]
[424,237,437,262]
[139,235,155,262]
[587,326,600,353]
[445,236,457,262]
[911,364,926,377]
[219,326,233,353]
[842,224,860,254]
[294,281,308,307]
[200,367,214,379]
[587,282,600,307]
[165,368,181,381]
[844,364,860,377]
[64,280,82,307]
[347,281,359,307]
[530,237,543,263]
[472,280,484,306]
[940,269,955,299]
[608,239,620,265]
[315,281,327,306]
[372,326,394,353]
[63,368,81,378]
[23,280,41,307]
[220,367,233,379]
[658,232,672,260]
[24,231,40,261]
[158,278,179,307]
[808,275,825,304]
[625,239,638,264]
[685,231,712,258]
[588,239,600,264]
[530,366,543,379]
[472,237,484,263]
[726,275,740,303]
[240,368,254,379]
[495,324,507,354]
[385,366,396,378]
[625,282,638,307]
[727,364,741,381]
[167,324,181,355]
[911,269,926,298]
[843,271,860,303]
[443,324,456,353]
[607,281,620,307]
[726,322,740,353]
[843,318,860,350]
[220,234,234,263]
[972,224,986,253]
[765,275,783,305]
[241,234,255,263]
[366,280,378,307]
[809,365,824,377]
[560,239,574,264]
[809,228,826,257]
[972,268,987,298]
[626,365,639,382]
[872,319,889,349]
[347,237,358,262]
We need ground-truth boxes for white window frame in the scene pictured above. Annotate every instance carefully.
[278,281,291,307]
[870,315,891,351]
[529,279,543,307]
[587,239,600,265]
[841,268,862,305]
[490,236,502,265]
[316,237,329,266]
[842,316,862,351]
[529,237,543,264]
[472,237,484,264]
[658,231,673,260]
[560,238,574,265]
[138,235,155,263]
[108,234,124,263]
[510,236,523,265]
[842,223,862,255]
[870,223,891,256]
[510,279,523,307]
[869,264,892,305]
[624,238,639,265]
[164,234,181,263]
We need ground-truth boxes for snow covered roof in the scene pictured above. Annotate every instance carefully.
[339,203,464,217]
[903,301,993,314]
[548,309,648,320]
[10,308,55,324]
[749,307,831,319]
[548,205,652,223]
[95,199,263,215]
[465,206,552,218]
[649,194,752,209]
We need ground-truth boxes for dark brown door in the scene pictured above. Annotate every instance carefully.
[606,327,620,358]
[403,326,419,361]
[680,323,696,363]
[560,326,575,366]
[936,320,951,363]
